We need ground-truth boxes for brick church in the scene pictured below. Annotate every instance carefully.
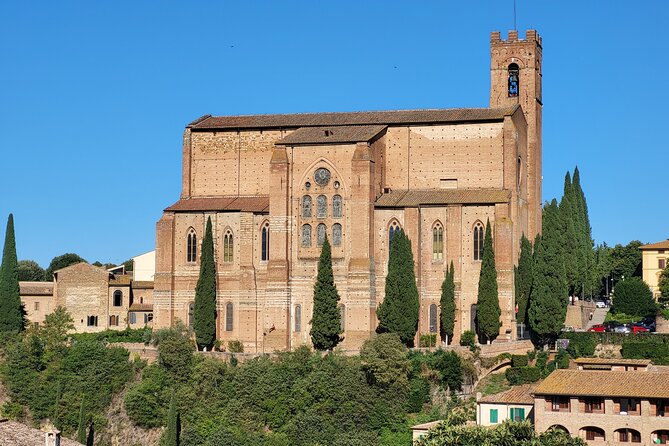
[154,30,543,352]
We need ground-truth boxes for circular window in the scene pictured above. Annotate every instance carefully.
[314,168,331,186]
[305,181,311,189]
[333,181,340,189]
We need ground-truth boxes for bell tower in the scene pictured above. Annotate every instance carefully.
[490,29,542,237]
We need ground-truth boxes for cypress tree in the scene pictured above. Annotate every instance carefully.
[310,236,342,351]
[164,392,180,446]
[193,217,217,350]
[528,200,568,345]
[559,172,580,296]
[377,230,420,347]
[439,261,455,345]
[515,234,533,325]
[77,397,87,444]
[0,214,24,332]
[572,167,596,296]
[475,219,501,344]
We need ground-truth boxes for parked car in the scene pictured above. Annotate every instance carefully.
[613,324,631,334]
[588,324,606,333]
[595,301,607,308]
[631,324,649,334]
[639,317,657,332]
[604,321,621,332]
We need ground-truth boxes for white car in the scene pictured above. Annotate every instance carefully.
[595,301,607,308]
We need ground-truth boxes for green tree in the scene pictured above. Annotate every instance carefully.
[609,241,643,282]
[514,235,533,325]
[377,230,420,347]
[77,397,87,444]
[0,214,25,332]
[475,219,500,344]
[359,333,409,388]
[528,200,568,345]
[611,277,657,318]
[659,263,669,304]
[17,260,46,281]
[45,253,87,279]
[310,236,342,351]
[572,167,596,297]
[163,393,180,446]
[439,261,455,344]
[193,217,217,350]
[41,306,74,362]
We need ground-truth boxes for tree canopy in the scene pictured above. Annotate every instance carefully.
[475,220,500,344]
[514,235,533,325]
[611,277,657,318]
[193,217,217,350]
[659,263,669,304]
[17,260,46,282]
[310,236,342,351]
[377,229,420,347]
[45,253,86,279]
[0,214,25,332]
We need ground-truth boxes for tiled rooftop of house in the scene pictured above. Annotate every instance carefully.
[533,369,669,399]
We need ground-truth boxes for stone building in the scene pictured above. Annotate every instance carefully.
[155,29,544,351]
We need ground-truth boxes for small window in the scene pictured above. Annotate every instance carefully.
[508,63,519,97]
[87,315,98,327]
[660,259,666,269]
[188,302,195,328]
[224,230,234,263]
[129,312,136,324]
[144,313,153,324]
[339,304,345,332]
[473,222,484,261]
[295,304,301,332]
[510,407,525,421]
[109,315,119,326]
[433,223,443,261]
[389,221,401,246]
[489,409,498,424]
[317,195,327,218]
[302,224,312,248]
[302,195,312,218]
[332,195,343,218]
[225,302,233,331]
[187,228,197,263]
[34,302,39,311]
[332,223,342,246]
[317,223,326,246]
[261,222,270,261]
[113,290,122,307]
[429,304,437,333]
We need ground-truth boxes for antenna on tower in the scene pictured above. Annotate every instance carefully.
[513,0,517,30]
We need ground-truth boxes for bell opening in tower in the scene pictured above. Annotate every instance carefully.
[508,63,519,97]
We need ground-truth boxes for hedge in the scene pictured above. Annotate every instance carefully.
[70,327,151,344]
[511,355,528,367]
[505,367,541,385]
[621,340,669,364]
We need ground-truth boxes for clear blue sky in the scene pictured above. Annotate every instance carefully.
[1,1,667,268]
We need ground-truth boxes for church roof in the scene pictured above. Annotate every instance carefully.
[275,124,386,145]
[640,239,669,250]
[188,106,519,131]
[19,281,53,296]
[375,189,511,207]
[165,195,269,213]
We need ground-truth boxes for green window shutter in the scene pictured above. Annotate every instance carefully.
[490,408,498,423]
[510,408,515,420]
[518,408,525,420]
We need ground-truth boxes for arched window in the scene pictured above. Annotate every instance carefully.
[295,304,301,332]
[429,304,438,333]
[508,63,519,97]
[187,228,197,263]
[302,195,312,218]
[433,223,443,261]
[332,195,343,218]
[389,221,401,246]
[302,224,312,247]
[653,430,669,444]
[224,229,234,262]
[188,302,194,328]
[225,302,233,331]
[113,290,122,307]
[109,315,117,326]
[317,195,327,218]
[317,223,326,246]
[339,304,345,332]
[615,428,641,443]
[473,221,484,261]
[581,427,605,442]
[332,223,342,246]
[261,222,270,261]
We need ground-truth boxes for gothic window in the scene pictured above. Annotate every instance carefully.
[389,221,401,246]
[302,224,312,247]
[224,229,234,263]
[113,290,122,307]
[429,304,438,333]
[317,195,327,218]
[332,195,343,218]
[317,224,327,246]
[187,228,197,263]
[339,304,346,332]
[433,223,443,261]
[87,315,98,327]
[302,195,312,218]
[225,302,233,331]
[508,63,519,97]
[473,221,484,261]
[295,304,302,332]
[261,222,270,261]
[332,223,342,246]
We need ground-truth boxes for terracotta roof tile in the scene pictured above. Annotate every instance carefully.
[165,196,269,213]
[129,304,153,312]
[533,369,669,398]
[479,384,536,404]
[375,189,511,207]
[641,239,669,250]
[276,124,387,145]
[109,275,132,285]
[573,358,651,366]
[189,106,519,131]
[131,281,154,289]
[19,281,53,296]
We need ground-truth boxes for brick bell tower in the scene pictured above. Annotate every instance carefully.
[490,29,543,239]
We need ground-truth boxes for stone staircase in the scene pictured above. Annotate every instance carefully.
[585,307,608,330]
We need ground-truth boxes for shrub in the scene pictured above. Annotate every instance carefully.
[556,349,570,369]
[511,355,528,367]
[419,333,437,348]
[227,340,244,353]
[505,367,541,385]
[562,332,597,358]
[535,350,548,370]
[1,401,24,420]
[430,350,463,392]
[459,330,476,349]
[622,340,669,363]
[611,277,657,318]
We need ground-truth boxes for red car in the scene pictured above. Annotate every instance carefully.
[631,325,649,334]
[588,324,606,332]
